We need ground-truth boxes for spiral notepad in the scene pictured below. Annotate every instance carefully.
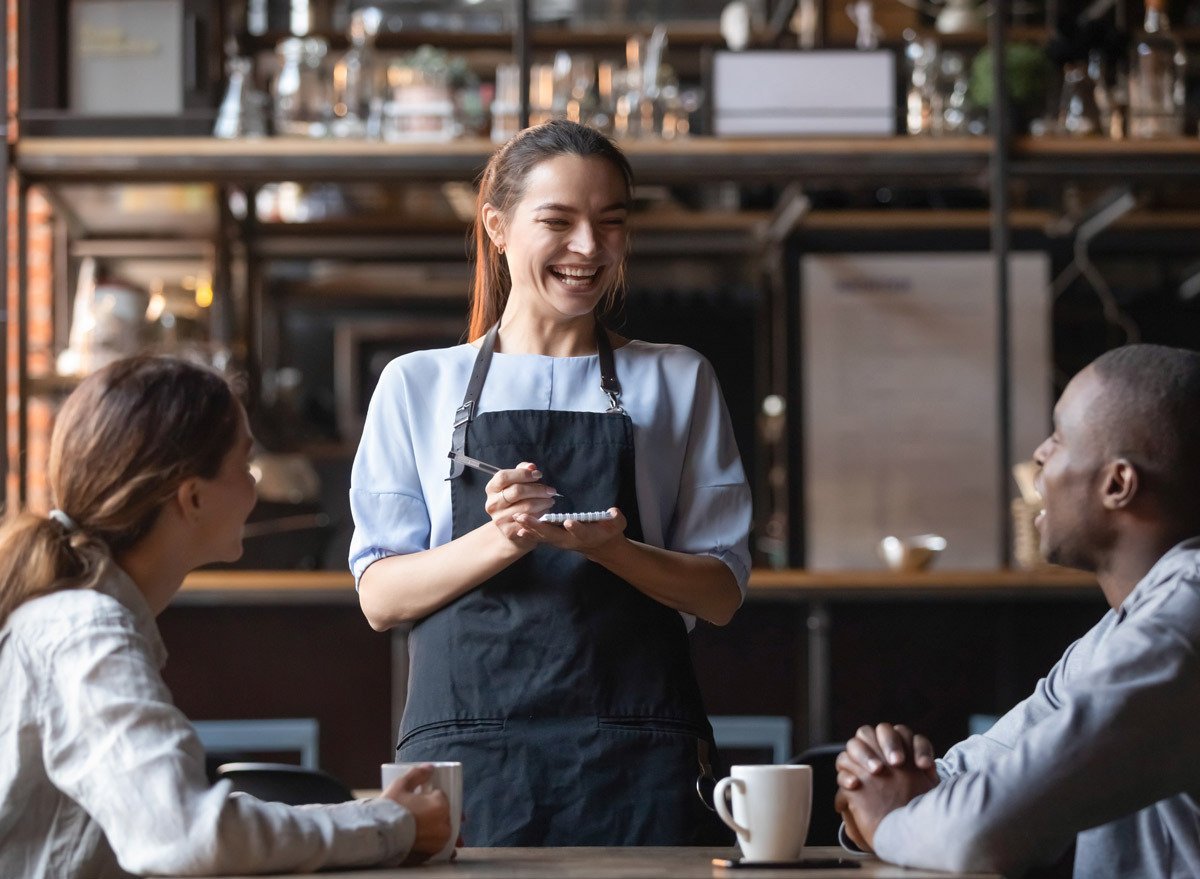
[538,511,616,524]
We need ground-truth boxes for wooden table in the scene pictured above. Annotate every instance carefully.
[162,847,1000,878]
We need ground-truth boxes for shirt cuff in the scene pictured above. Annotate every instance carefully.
[702,548,750,602]
[866,810,905,863]
[837,821,870,855]
[359,798,417,867]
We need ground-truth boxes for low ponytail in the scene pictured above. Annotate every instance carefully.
[0,513,105,629]
[0,355,240,629]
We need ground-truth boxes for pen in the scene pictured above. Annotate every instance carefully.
[447,450,501,475]
[447,451,564,498]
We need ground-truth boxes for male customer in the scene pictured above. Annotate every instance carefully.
[834,344,1200,878]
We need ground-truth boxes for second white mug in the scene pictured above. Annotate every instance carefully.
[380,761,462,862]
[714,764,812,863]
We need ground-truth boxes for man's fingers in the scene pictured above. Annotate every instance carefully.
[912,733,936,770]
[834,790,870,852]
[836,748,878,785]
[852,725,887,767]
[846,736,885,773]
[875,723,911,766]
[837,770,862,790]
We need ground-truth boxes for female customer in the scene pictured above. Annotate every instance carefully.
[0,356,451,877]
[351,120,752,846]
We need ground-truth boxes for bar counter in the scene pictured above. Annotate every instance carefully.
[175,568,1097,606]
[148,846,1000,878]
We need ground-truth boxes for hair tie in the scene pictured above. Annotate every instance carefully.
[48,510,79,534]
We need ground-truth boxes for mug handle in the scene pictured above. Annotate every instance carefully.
[713,776,749,837]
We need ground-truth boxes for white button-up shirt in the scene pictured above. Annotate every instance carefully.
[0,564,415,878]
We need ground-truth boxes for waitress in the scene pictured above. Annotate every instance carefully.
[349,120,751,846]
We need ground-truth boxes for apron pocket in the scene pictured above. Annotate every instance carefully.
[397,717,505,750]
[591,716,730,845]
[595,715,709,738]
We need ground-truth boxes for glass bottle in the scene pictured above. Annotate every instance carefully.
[272,37,332,137]
[904,37,938,136]
[1056,61,1103,137]
[214,42,268,139]
[331,7,383,139]
[1088,50,1115,136]
[1128,0,1186,138]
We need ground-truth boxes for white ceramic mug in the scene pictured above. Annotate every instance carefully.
[714,764,812,863]
[381,761,462,862]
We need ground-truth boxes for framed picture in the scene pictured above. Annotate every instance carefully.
[334,317,464,440]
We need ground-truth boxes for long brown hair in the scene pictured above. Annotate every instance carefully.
[467,120,635,341]
[0,356,241,628]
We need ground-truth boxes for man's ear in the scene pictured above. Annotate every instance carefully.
[1101,458,1139,511]
[173,477,204,524]
[481,202,505,251]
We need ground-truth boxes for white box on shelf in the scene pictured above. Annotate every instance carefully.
[712,50,896,136]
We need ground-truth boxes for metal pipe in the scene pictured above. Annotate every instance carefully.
[0,0,8,507]
[806,600,832,746]
[16,182,29,505]
[990,0,1012,565]
[515,0,531,130]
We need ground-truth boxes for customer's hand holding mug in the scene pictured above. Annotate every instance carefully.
[382,765,453,864]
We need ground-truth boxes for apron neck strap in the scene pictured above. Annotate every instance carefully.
[595,324,624,414]
[448,322,499,479]
[448,321,624,479]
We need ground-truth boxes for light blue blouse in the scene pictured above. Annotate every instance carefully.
[349,339,752,629]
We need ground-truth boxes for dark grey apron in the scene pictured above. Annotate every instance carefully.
[396,323,730,846]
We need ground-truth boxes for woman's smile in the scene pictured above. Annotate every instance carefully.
[548,263,605,290]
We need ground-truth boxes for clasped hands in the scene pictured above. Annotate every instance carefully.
[834,722,940,852]
[485,463,626,554]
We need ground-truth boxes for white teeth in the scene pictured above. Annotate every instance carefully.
[551,266,600,278]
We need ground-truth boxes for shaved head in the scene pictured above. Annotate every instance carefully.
[1088,344,1200,530]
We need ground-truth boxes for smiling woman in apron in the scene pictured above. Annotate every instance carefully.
[349,120,752,846]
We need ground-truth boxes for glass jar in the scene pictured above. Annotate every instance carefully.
[272,37,332,137]
[331,7,383,139]
[1056,61,1103,137]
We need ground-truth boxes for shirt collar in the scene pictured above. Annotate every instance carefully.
[1118,536,1200,621]
[97,563,169,668]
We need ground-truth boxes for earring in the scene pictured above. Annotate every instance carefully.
[498,244,506,255]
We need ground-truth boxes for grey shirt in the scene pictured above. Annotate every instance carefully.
[0,565,415,878]
[872,538,1200,878]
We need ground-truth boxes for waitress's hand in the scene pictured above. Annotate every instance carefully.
[513,507,627,555]
[485,462,559,544]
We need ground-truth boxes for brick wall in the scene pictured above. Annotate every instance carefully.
[6,0,55,510]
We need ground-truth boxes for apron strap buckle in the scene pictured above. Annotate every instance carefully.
[453,401,475,428]
[605,390,626,415]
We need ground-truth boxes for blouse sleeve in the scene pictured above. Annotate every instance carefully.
[39,604,415,875]
[664,355,753,600]
[349,357,432,584]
